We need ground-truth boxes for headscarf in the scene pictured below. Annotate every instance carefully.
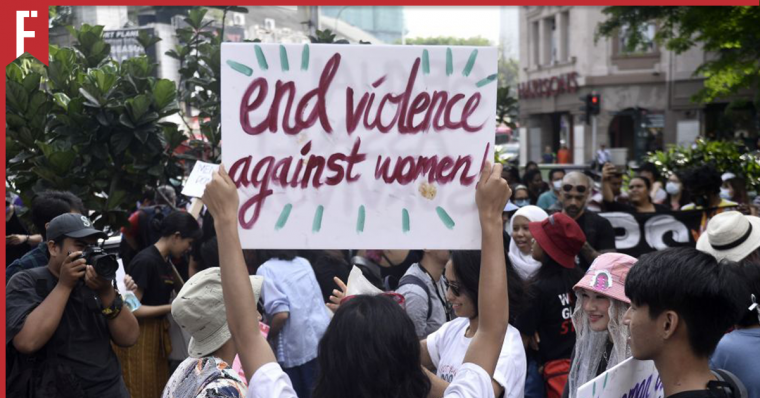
[507,205,548,280]
[567,294,631,398]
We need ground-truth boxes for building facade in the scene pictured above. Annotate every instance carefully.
[518,6,758,166]
[320,6,404,44]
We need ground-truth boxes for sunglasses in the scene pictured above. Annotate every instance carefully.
[340,292,406,308]
[445,280,463,297]
[562,184,587,194]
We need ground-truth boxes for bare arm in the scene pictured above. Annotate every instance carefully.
[424,364,504,398]
[601,163,615,204]
[420,339,435,370]
[204,165,277,382]
[13,252,85,354]
[84,265,140,347]
[131,287,172,319]
[267,312,289,342]
[462,162,511,376]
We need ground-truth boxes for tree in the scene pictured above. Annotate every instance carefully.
[6,25,186,231]
[596,6,760,105]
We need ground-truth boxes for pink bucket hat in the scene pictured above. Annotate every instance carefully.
[574,253,637,304]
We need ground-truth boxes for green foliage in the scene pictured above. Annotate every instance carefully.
[496,86,518,130]
[6,26,186,232]
[596,6,760,105]
[402,36,492,46]
[309,29,350,44]
[643,139,760,191]
[167,7,228,164]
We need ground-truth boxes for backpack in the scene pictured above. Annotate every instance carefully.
[397,274,433,321]
[710,369,748,398]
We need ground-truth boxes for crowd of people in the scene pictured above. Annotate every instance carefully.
[5,155,760,398]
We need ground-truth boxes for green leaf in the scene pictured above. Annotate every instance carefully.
[7,62,23,82]
[185,8,208,30]
[106,189,128,211]
[137,30,162,49]
[7,80,29,113]
[152,79,176,111]
[125,94,150,123]
[79,87,101,107]
[22,72,42,93]
[54,92,71,111]
[110,132,133,154]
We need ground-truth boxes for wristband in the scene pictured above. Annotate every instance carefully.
[102,293,124,320]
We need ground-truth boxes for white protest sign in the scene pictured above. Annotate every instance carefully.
[222,43,497,249]
[577,358,664,398]
[182,161,220,198]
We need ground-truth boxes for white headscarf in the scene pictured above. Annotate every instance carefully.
[508,205,548,280]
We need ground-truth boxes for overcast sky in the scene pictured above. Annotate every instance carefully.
[404,6,518,59]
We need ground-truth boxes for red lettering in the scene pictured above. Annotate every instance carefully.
[239,79,268,135]
[461,93,483,132]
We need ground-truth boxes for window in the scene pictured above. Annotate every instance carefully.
[532,21,540,68]
[549,17,557,64]
[618,23,656,55]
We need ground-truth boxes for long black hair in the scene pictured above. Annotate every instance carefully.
[450,247,528,324]
[313,295,430,398]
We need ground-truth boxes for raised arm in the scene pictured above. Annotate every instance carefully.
[203,165,277,382]
[462,162,511,376]
[601,163,616,205]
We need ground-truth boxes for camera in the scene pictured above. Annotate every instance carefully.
[79,246,119,281]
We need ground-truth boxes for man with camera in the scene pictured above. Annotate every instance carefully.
[6,213,139,397]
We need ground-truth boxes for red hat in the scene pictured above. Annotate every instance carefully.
[528,213,586,269]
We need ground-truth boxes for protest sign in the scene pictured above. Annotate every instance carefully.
[221,43,497,249]
[600,210,711,257]
[576,358,664,398]
[182,161,220,198]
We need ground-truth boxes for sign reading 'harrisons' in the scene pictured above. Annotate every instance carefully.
[221,43,497,249]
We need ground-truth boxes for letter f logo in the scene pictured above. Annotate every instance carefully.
[17,10,37,58]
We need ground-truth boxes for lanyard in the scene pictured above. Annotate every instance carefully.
[419,264,453,321]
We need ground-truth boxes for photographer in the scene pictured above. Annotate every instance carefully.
[6,213,139,397]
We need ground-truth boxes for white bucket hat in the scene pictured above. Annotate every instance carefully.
[696,211,760,262]
[172,267,264,358]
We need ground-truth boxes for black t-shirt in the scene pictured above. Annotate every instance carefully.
[6,267,129,398]
[310,254,351,303]
[6,211,32,265]
[127,245,175,306]
[514,273,576,363]
[603,200,671,214]
[575,211,616,270]
[669,391,724,398]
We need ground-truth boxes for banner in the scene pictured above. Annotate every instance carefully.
[599,210,706,257]
[221,43,497,249]
[576,358,664,398]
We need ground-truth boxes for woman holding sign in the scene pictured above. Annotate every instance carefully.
[202,162,512,398]
[563,253,637,398]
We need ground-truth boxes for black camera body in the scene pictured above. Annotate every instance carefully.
[80,246,119,281]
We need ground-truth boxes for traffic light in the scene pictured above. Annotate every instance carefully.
[589,92,601,115]
[579,92,601,125]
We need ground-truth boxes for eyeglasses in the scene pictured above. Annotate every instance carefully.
[562,184,587,194]
[340,292,406,308]
[445,280,462,297]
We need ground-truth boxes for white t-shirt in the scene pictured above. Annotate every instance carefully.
[246,362,494,398]
[427,318,526,398]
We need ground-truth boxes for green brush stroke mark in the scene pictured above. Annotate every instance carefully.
[463,49,478,77]
[436,207,455,229]
[356,205,366,234]
[301,44,310,71]
[279,45,289,72]
[312,205,324,233]
[402,208,410,233]
[226,60,252,76]
[446,48,453,76]
[603,373,608,389]
[254,45,268,70]
[593,382,596,397]
[275,204,292,231]
[476,74,498,88]
[422,49,430,75]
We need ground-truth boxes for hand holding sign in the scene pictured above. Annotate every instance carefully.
[203,165,239,225]
[182,161,221,198]
[476,162,510,224]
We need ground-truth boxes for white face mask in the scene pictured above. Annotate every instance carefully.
[552,180,563,191]
[720,187,731,200]
[665,182,681,196]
